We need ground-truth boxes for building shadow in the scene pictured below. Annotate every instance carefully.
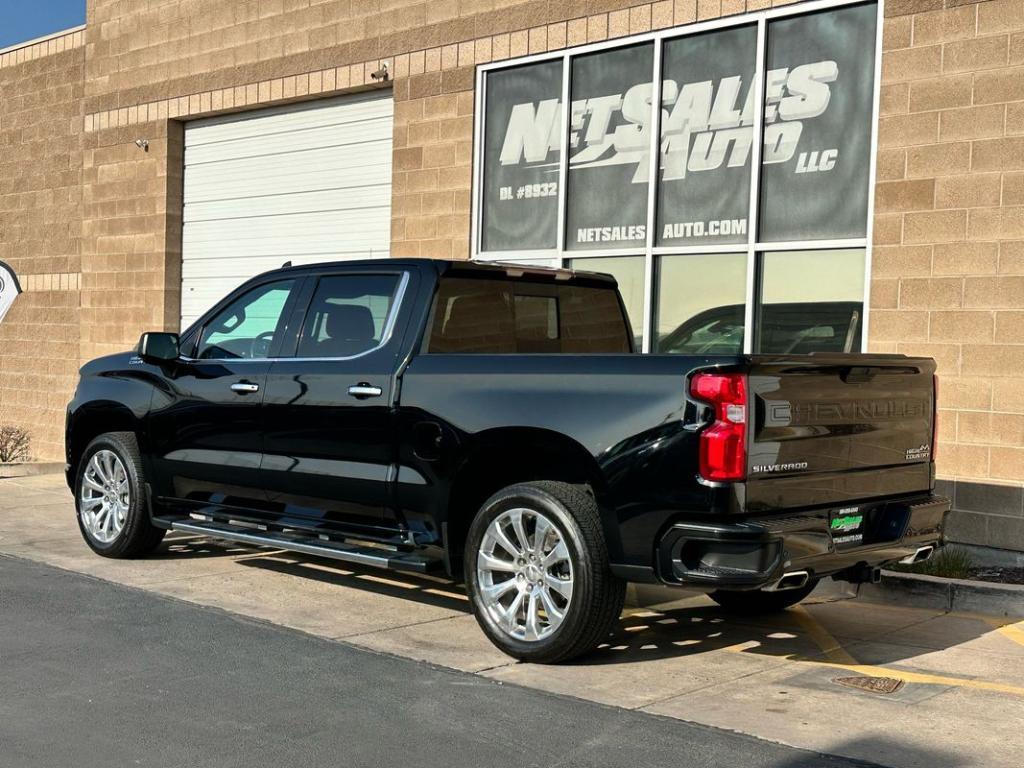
[234,547,472,614]
[774,737,968,768]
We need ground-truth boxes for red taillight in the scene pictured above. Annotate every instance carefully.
[691,372,748,482]
[932,374,939,462]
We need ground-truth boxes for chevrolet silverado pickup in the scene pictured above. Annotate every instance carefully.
[66,258,947,662]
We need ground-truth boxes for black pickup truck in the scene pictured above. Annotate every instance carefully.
[66,258,947,662]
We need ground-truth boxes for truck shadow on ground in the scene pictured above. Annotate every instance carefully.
[583,599,1003,667]
[157,534,999,669]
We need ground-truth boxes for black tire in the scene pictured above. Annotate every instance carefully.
[709,578,820,614]
[74,432,165,558]
[465,481,625,664]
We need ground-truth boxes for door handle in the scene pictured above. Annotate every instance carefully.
[348,383,383,399]
[230,382,260,394]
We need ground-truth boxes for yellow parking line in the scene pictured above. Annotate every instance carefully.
[811,660,1024,698]
[995,621,1024,648]
[790,606,859,666]
[779,608,1024,697]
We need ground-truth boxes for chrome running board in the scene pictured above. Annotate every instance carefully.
[168,519,441,574]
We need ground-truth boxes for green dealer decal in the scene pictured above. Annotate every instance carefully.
[831,515,864,532]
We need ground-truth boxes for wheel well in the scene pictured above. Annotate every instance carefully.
[68,404,139,480]
[443,429,608,577]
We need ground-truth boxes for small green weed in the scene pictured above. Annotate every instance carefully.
[890,546,974,579]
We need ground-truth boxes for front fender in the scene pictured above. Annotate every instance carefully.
[65,359,159,485]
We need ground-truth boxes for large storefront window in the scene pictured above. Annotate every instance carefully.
[656,26,756,248]
[473,0,880,353]
[759,4,877,242]
[480,60,563,252]
[757,249,865,353]
[654,253,748,354]
[566,44,654,251]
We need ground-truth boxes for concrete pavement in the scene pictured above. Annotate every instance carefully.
[2,473,1023,767]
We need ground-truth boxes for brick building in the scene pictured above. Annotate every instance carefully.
[1,0,1023,556]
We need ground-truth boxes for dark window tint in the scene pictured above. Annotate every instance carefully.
[427,277,631,353]
[567,256,644,349]
[656,25,756,248]
[481,60,563,252]
[759,4,877,241]
[565,43,654,250]
[296,274,400,358]
[196,279,296,359]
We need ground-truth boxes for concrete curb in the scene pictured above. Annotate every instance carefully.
[858,570,1024,619]
[0,462,64,479]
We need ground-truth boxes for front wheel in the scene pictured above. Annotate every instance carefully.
[709,578,820,614]
[465,481,625,664]
[75,432,165,558]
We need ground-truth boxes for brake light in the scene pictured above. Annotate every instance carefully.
[932,374,939,462]
[691,372,747,482]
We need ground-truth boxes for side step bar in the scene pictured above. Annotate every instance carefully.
[168,519,441,574]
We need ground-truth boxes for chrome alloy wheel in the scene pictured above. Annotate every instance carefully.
[476,507,574,642]
[79,449,130,544]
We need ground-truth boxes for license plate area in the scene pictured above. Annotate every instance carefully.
[829,502,913,549]
[829,506,866,549]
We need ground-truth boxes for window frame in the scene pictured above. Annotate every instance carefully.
[280,269,411,361]
[422,273,635,355]
[181,270,411,362]
[470,0,883,354]
[291,271,407,360]
[189,277,302,362]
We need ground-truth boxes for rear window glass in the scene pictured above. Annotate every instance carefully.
[426,277,631,354]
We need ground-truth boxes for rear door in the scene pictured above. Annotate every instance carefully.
[259,266,417,537]
[744,355,936,514]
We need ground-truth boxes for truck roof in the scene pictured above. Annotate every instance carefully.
[265,257,620,287]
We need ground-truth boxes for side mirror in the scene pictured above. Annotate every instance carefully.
[138,331,180,362]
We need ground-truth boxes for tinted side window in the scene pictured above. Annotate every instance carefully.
[427,277,630,354]
[296,274,400,358]
[196,279,296,360]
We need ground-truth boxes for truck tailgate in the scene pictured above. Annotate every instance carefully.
[743,355,936,513]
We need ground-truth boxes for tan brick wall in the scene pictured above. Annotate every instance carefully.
[74,0,780,336]
[0,32,85,461]
[80,121,183,362]
[2,0,1023,514]
[870,0,1024,497]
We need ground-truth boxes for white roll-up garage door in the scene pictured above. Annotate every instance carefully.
[180,91,393,328]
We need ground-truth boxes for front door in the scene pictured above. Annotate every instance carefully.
[147,277,301,513]
[260,268,414,539]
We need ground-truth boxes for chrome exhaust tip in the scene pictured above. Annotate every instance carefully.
[764,570,810,592]
[898,545,935,566]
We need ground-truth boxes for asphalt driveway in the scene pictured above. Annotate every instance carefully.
[2,555,877,768]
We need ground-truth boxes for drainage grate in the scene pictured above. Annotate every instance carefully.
[832,675,905,695]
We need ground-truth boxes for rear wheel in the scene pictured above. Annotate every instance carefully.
[709,578,820,614]
[75,432,165,558]
[465,481,625,664]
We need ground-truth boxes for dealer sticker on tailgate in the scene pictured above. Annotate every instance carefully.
[830,506,865,548]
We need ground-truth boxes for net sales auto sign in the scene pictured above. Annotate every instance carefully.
[479,4,876,251]
[0,261,22,325]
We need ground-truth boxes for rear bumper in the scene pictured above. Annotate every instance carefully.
[654,494,949,590]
